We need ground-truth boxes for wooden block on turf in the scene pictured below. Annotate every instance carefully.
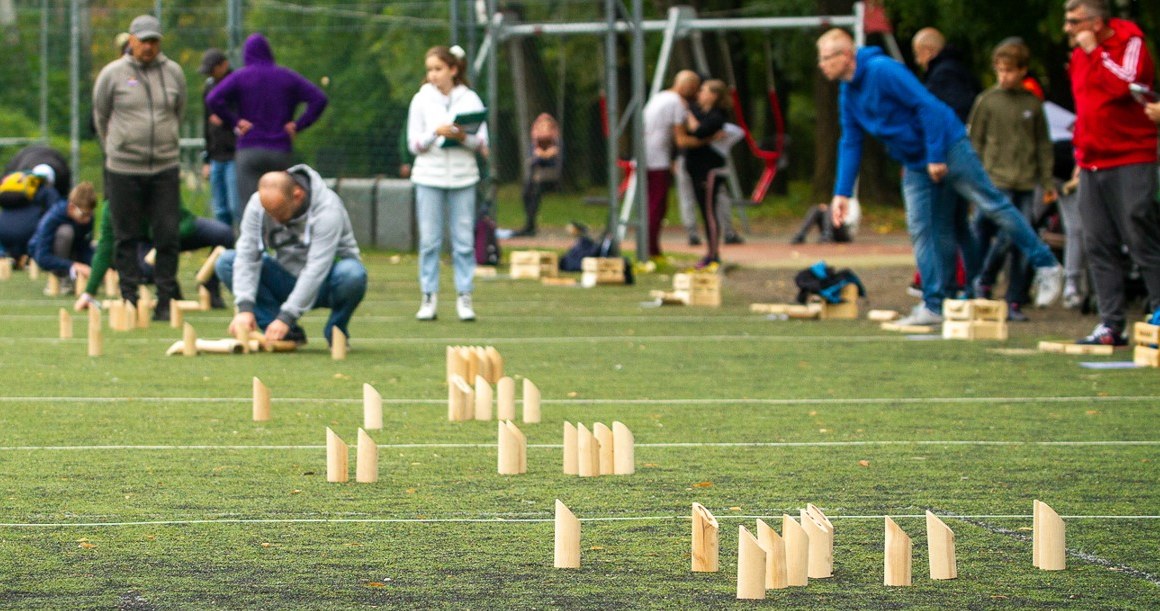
[691,503,719,572]
[944,299,1007,322]
[331,327,347,360]
[28,259,39,280]
[581,257,625,285]
[884,516,912,586]
[252,377,271,421]
[576,423,599,477]
[0,257,11,280]
[195,246,225,284]
[522,378,541,423]
[750,303,789,314]
[541,276,576,286]
[484,346,503,383]
[363,383,383,430]
[73,270,87,296]
[496,376,515,421]
[1037,341,1115,356]
[474,347,492,384]
[882,322,935,333]
[926,511,957,580]
[736,526,767,600]
[593,422,613,476]
[1033,500,1066,570]
[562,422,578,475]
[786,304,822,319]
[474,376,493,421]
[182,323,198,356]
[175,300,202,312]
[554,500,580,569]
[510,250,556,279]
[650,290,689,305]
[612,421,634,475]
[356,428,378,483]
[1135,345,1160,368]
[59,308,72,339]
[801,507,834,579]
[103,269,119,297]
[45,274,60,296]
[820,284,859,320]
[782,514,809,587]
[170,299,183,329]
[473,265,497,278]
[326,428,348,483]
[497,420,525,475]
[756,519,788,590]
[447,374,472,422]
[943,320,1008,341]
[198,285,212,311]
[1134,322,1160,346]
[87,306,102,357]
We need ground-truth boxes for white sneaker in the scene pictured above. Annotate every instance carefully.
[456,292,476,322]
[1062,283,1083,310]
[415,293,437,321]
[1033,264,1064,308]
[897,304,943,326]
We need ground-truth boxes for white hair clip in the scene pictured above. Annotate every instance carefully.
[450,45,466,59]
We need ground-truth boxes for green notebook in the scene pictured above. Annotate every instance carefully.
[440,109,487,148]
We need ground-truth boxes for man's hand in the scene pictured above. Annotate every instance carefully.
[74,292,99,312]
[235,119,253,136]
[264,319,291,342]
[201,163,210,180]
[1075,30,1098,53]
[209,114,223,126]
[1146,101,1160,124]
[830,195,849,226]
[229,311,257,338]
[284,122,298,138]
[927,163,948,183]
[435,124,464,141]
[70,262,91,281]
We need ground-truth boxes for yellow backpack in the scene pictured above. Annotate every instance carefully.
[0,171,44,209]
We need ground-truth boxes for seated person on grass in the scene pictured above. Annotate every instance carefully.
[218,166,366,347]
[29,182,98,294]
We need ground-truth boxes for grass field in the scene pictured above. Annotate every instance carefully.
[0,250,1157,609]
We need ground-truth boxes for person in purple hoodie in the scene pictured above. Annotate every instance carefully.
[205,33,328,211]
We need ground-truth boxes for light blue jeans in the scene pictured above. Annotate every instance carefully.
[901,166,957,313]
[216,250,368,344]
[415,184,476,295]
[209,159,239,228]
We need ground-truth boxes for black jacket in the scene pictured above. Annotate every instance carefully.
[203,75,238,162]
[922,47,979,124]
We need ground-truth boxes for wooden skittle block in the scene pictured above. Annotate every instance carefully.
[1134,322,1160,345]
[474,375,493,421]
[447,374,471,422]
[926,511,957,580]
[475,347,493,384]
[786,303,822,319]
[59,308,72,339]
[737,525,767,600]
[541,276,577,286]
[73,271,86,296]
[234,325,251,354]
[1033,500,1066,570]
[363,383,382,430]
[884,516,912,586]
[28,259,39,280]
[868,309,900,322]
[182,323,198,356]
[87,306,102,357]
[691,503,719,572]
[45,274,60,296]
[820,284,859,320]
[356,428,378,483]
[801,507,834,579]
[510,420,527,473]
[326,427,348,483]
[107,300,125,331]
[198,285,211,311]
[484,346,503,383]
[170,299,183,329]
[0,257,11,280]
[164,339,245,355]
[497,420,526,475]
[881,322,935,333]
[103,269,119,297]
[782,514,809,587]
[593,422,613,475]
[1037,340,1115,355]
[612,421,634,475]
[331,327,348,360]
[195,246,225,284]
[756,519,788,590]
[445,346,463,383]
[943,320,1008,340]
[554,499,580,569]
[563,422,578,475]
[1135,345,1160,367]
[121,301,137,332]
[522,378,541,423]
[576,423,599,477]
[461,346,478,383]
[944,298,1007,322]
[136,298,153,329]
[252,377,271,422]
[496,376,515,421]
[175,300,202,312]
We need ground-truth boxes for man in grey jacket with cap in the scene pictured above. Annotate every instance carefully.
[216,165,367,346]
[92,14,186,319]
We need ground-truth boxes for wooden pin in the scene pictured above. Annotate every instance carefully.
[884,516,912,586]
[562,422,578,475]
[121,301,136,332]
[59,308,72,339]
[363,383,382,430]
[509,420,527,474]
[801,507,834,579]
[195,245,226,284]
[45,274,60,296]
[448,374,467,422]
[593,422,614,475]
[737,525,767,600]
[198,285,212,311]
[496,376,515,421]
[87,306,102,357]
[475,346,492,385]
[107,300,125,331]
[756,519,788,590]
[782,514,809,587]
[612,421,634,475]
[182,322,198,356]
[554,499,580,569]
[252,377,271,421]
[926,511,957,580]
[1034,500,1066,571]
[522,378,541,423]
[356,428,378,483]
[103,269,119,297]
[0,257,11,280]
[576,423,599,477]
[484,346,503,383]
[28,259,40,280]
[474,375,493,421]
[326,427,348,483]
[806,503,834,578]
[170,299,183,329]
[234,324,251,354]
[497,420,525,475]
[691,503,719,572]
[446,346,465,383]
[74,270,87,295]
[136,297,153,328]
[331,327,348,360]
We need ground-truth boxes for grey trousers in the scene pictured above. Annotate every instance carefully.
[1078,163,1160,328]
[235,148,295,212]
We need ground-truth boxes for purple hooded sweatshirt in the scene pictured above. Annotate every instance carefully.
[205,33,328,153]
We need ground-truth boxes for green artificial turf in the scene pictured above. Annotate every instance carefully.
[0,252,1157,609]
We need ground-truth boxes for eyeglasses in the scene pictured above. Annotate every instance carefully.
[1064,16,1094,25]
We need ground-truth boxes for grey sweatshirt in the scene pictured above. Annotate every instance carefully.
[232,164,360,325]
[92,53,187,175]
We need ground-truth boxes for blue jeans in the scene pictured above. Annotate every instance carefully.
[209,160,239,228]
[902,167,958,313]
[216,250,368,344]
[415,184,476,295]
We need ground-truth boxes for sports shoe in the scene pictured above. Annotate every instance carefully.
[1007,302,1030,322]
[1076,323,1127,346]
[1033,264,1064,308]
[905,282,923,298]
[688,234,702,246]
[456,292,476,322]
[152,299,170,322]
[724,233,745,245]
[284,325,308,346]
[415,293,437,321]
[896,304,943,326]
[1062,283,1083,310]
[790,234,805,245]
[972,278,993,300]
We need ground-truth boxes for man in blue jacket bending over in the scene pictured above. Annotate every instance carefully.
[217,166,366,347]
[817,28,1063,326]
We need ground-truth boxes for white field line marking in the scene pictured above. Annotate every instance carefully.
[0,334,908,344]
[1,440,1157,451]
[0,514,1157,529]
[0,314,764,323]
[0,395,1155,406]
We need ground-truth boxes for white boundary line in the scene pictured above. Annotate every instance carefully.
[0,395,1156,405]
[1,334,906,344]
[1,440,1156,451]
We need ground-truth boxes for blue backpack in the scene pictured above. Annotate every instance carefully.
[794,260,866,304]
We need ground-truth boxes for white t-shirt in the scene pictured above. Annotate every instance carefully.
[642,90,687,170]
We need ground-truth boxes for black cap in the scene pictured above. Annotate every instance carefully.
[198,48,228,75]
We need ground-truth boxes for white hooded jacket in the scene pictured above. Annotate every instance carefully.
[407,83,489,189]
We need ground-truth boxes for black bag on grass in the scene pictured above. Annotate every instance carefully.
[795,260,865,304]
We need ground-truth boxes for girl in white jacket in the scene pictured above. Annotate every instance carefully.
[407,45,489,321]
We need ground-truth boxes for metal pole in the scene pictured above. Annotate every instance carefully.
[227,0,243,64]
[486,0,498,185]
[465,0,477,69]
[449,0,459,45]
[604,0,619,245]
[154,0,161,22]
[69,0,79,177]
[630,0,647,263]
[39,0,48,140]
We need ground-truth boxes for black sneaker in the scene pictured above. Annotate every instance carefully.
[724,233,745,245]
[1007,303,1030,322]
[1076,323,1127,346]
[202,283,226,309]
[284,325,308,345]
[688,234,702,246]
[152,299,170,322]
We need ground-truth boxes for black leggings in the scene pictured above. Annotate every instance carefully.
[689,166,723,261]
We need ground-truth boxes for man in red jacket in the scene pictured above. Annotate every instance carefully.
[1064,0,1160,345]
